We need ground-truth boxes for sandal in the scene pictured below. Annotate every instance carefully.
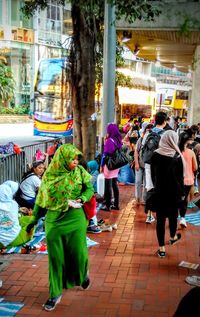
[169,233,181,245]
[156,250,166,258]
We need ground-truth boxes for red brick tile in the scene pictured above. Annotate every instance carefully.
[0,185,198,317]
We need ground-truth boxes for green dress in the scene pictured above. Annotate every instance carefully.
[33,144,94,298]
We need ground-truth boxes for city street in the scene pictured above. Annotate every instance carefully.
[0,123,53,146]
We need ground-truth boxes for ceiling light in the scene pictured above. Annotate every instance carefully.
[121,31,132,43]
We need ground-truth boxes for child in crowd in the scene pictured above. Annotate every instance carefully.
[87,160,102,233]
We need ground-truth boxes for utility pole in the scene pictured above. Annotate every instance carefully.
[100,1,116,147]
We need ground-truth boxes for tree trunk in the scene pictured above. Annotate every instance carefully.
[71,4,96,161]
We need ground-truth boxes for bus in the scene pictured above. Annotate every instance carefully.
[117,71,157,125]
[156,85,191,118]
[33,58,73,137]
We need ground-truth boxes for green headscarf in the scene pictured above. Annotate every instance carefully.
[35,144,92,212]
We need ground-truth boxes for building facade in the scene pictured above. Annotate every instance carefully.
[0,0,72,110]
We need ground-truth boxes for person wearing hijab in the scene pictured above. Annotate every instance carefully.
[0,181,35,250]
[100,123,122,211]
[27,144,94,311]
[150,130,185,258]
[87,160,99,193]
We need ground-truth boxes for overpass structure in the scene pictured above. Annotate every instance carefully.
[116,0,200,124]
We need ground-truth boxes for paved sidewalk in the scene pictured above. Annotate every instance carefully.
[0,185,200,317]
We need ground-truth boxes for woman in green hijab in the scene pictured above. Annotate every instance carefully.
[29,144,94,311]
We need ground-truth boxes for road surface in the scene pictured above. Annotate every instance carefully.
[0,123,54,146]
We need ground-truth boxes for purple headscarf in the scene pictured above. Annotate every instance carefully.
[104,123,122,154]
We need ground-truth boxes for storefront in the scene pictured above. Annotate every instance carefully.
[0,27,34,108]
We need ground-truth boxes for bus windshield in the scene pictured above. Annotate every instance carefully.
[35,58,69,96]
[34,58,72,124]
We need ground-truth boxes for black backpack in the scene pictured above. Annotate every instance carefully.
[141,130,164,164]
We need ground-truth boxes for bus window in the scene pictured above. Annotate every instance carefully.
[176,90,188,100]
[33,58,73,137]
[121,104,152,121]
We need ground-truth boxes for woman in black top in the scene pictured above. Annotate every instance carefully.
[151,130,185,258]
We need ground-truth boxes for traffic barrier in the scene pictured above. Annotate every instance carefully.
[0,136,73,183]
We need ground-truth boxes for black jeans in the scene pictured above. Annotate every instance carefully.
[179,185,192,218]
[156,209,178,246]
[104,178,119,208]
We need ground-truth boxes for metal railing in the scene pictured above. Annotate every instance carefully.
[0,151,26,184]
[0,136,73,184]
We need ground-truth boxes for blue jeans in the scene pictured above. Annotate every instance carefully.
[135,168,146,201]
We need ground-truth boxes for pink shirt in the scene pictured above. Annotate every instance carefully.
[182,148,195,186]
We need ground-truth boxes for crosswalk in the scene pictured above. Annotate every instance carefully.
[185,210,200,227]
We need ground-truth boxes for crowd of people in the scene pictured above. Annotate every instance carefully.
[0,113,200,312]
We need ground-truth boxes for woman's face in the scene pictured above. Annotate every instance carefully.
[68,156,79,170]
[33,163,45,176]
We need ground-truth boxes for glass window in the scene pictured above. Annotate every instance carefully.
[11,0,19,26]
[0,0,2,25]
[38,0,62,46]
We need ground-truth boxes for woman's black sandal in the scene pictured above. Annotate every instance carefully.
[156,250,166,258]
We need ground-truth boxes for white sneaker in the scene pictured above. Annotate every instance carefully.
[185,275,200,287]
[146,215,155,224]
[112,223,118,230]
[180,217,187,228]
[99,224,112,232]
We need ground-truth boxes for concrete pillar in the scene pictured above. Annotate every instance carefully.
[188,45,200,125]
[101,1,116,138]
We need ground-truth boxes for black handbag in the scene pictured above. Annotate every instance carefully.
[105,148,129,170]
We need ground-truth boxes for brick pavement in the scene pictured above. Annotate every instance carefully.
[0,185,200,317]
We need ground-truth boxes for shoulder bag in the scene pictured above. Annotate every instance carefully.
[83,194,97,220]
[80,168,97,220]
[105,139,129,171]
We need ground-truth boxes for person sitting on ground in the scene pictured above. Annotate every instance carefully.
[16,160,45,209]
[86,160,102,234]
[151,130,185,258]
[0,181,35,251]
